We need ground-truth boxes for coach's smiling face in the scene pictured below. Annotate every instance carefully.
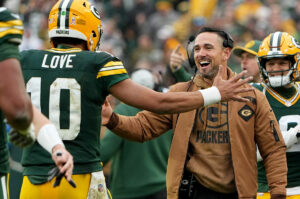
[194,32,231,80]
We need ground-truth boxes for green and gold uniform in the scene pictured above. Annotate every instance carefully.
[0,7,24,199]
[254,83,300,198]
[20,45,128,197]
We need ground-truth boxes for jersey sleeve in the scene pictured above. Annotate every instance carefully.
[0,8,23,61]
[96,52,129,91]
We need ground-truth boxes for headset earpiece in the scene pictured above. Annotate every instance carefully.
[186,35,196,68]
[222,31,234,49]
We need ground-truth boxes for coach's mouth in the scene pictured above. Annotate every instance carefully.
[200,61,210,68]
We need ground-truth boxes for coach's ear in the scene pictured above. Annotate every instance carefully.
[222,47,231,61]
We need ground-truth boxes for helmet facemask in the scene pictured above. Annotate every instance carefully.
[261,56,295,87]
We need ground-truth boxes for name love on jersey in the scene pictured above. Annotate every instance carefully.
[41,54,76,69]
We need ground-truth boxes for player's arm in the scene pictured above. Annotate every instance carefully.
[0,58,33,130]
[9,106,74,181]
[110,65,253,114]
[33,107,74,181]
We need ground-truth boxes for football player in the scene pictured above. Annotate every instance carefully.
[18,0,254,198]
[254,32,300,199]
[0,4,33,198]
[0,2,73,198]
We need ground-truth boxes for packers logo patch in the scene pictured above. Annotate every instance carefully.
[238,105,254,121]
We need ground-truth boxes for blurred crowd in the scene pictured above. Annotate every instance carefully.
[8,0,300,82]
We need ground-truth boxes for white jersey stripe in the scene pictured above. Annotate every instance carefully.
[99,66,124,72]
[1,175,7,199]
[0,25,24,32]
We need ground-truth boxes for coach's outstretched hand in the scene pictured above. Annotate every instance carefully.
[213,65,254,102]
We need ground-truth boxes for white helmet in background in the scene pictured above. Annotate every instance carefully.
[131,69,155,90]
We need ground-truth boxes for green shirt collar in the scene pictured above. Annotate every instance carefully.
[56,44,74,49]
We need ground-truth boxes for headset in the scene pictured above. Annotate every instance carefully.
[186,27,234,69]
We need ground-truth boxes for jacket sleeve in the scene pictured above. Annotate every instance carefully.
[254,90,287,197]
[107,83,190,142]
[109,110,173,142]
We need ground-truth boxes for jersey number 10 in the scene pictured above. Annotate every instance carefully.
[26,77,81,140]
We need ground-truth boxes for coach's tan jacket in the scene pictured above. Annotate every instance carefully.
[110,69,287,199]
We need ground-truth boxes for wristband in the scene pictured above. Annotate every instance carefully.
[37,123,64,154]
[106,112,119,129]
[198,86,221,106]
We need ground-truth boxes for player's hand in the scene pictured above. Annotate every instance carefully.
[213,65,254,102]
[51,144,74,182]
[48,145,76,188]
[9,125,35,148]
[101,98,113,126]
[48,166,76,188]
[169,44,185,72]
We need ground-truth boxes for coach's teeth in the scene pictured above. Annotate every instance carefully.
[200,61,210,67]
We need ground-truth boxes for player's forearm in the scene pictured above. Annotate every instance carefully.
[111,79,221,114]
[4,100,33,131]
[32,106,51,135]
[0,59,33,130]
[152,87,221,114]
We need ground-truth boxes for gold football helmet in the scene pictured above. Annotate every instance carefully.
[48,0,102,51]
[257,32,300,86]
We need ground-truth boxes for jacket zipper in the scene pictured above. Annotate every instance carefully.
[177,109,198,199]
[227,102,238,196]
[270,120,280,142]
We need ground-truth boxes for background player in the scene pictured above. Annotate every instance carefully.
[255,32,300,199]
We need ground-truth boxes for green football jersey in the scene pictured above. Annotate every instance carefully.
[0,7,24,175]
[20,45,129,182]
[253,83,300,191]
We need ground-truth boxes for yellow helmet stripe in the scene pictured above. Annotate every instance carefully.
[57,0,73,29]
[97,69,127,78]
